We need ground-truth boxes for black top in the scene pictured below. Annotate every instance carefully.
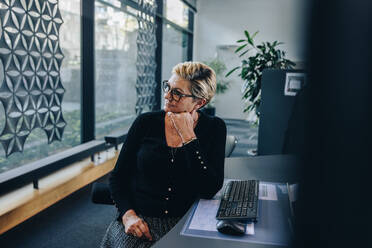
[109,110,227,221]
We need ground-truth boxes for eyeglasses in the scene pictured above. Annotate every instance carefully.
[162,80,196,102]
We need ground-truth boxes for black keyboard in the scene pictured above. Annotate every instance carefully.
[216,180,259,222]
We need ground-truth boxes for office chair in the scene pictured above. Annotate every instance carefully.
[91,135,238,205]
[225,135,238,157]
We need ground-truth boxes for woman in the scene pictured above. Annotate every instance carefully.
[100,61,227,248]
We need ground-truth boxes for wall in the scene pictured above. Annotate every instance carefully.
[193,0,308,120]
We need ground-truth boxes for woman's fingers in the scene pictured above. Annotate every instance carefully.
[128,220,152,241]
[168,114,184,139]
[133,226,142,238]
[171,112,192,125]
[167,111,195,142]
[139,220,153,241]
[127,219,142,237]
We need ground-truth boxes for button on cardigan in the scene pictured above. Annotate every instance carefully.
[109,110,227,221]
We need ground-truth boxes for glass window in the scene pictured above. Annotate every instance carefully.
[163,0,190,28]
[161,24,189,108]
[95,2,139,138]
[0,1,82,174]
[162,24,189,79]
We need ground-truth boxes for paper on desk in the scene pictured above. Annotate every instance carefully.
[188,199,255,235]
[259,183,278,201]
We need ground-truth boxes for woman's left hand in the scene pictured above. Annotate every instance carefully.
[167,110,197,143]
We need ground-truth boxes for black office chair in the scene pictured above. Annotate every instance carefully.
[91,182,115,205]
[91,135,238,205]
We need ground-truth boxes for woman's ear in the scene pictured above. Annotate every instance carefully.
[197,99,207,109]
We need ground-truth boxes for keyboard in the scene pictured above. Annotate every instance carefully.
[216,180,259,222]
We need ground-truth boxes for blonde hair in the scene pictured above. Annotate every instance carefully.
[172,61,216,105]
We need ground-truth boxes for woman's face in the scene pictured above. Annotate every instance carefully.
[164,74,202,113]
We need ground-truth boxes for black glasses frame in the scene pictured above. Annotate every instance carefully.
[162,80,196,102]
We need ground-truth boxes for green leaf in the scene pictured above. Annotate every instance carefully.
[239,49,251,57]
[247,37,254,46]
[251,31,259,39]
[237,39,246,43]
[241,68,249,78]
[244,30,250,39]
[257,45,265,53]
[225,66,240,77]
[235,44,247,53]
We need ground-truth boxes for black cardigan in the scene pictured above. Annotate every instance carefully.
[109,110,227,221]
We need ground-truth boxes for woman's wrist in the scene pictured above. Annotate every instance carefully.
[182,136,197,146]
[181,130,196,142]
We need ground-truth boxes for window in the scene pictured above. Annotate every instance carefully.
[163,0,190,28]
[0,0,81,174]
[95,1,139,138]
[161,23,189,107]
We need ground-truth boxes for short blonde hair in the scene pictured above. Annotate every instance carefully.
[172,61,216,105]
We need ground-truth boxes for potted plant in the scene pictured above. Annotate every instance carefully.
[226,30,296,121]
[201,58,231,116]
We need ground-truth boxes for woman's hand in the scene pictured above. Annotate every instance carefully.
[122,209,153,241]
[167,110,198,143]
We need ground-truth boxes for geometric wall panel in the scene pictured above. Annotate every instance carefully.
[0,0,66,157]
[135,0,158,115]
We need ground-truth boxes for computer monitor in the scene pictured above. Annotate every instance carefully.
[257,69,306,155]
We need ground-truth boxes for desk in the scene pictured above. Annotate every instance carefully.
[153,154,300,248]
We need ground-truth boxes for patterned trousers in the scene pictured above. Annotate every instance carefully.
[100,212,181,248]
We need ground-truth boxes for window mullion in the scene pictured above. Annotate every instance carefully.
[81,0,96,143]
